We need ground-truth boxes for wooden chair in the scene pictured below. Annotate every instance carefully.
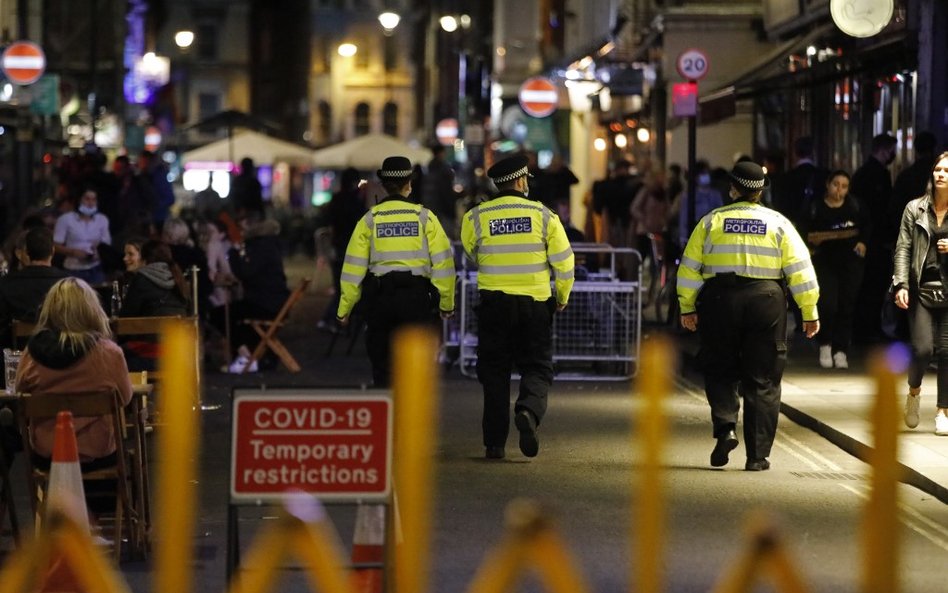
[239,278,312,373]
[11,319,35,349]
[17,390,144,560]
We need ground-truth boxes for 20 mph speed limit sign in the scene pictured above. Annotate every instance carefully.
[676,48,709,81]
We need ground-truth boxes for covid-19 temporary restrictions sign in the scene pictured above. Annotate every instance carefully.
[230,390,392,502]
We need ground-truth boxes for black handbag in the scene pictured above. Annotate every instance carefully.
[917,286,948,309]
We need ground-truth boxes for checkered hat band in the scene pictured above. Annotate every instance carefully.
[733,176,765,189]
[492,166,529,184]
[380,169,413,178]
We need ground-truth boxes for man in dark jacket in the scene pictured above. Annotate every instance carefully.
[852,133,898,343]
[772,136,829,227]
[0,227,66,349]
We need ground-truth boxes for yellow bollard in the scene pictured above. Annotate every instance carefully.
[154,320,200,593]
[861,347,902,593]
[635,337,671,593]
[392,326,439,593]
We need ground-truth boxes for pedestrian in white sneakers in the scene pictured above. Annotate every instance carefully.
[893,151,948,435]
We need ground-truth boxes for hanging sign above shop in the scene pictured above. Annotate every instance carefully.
[830,0,893,38]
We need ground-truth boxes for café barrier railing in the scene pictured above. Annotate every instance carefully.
[0,325,907,593]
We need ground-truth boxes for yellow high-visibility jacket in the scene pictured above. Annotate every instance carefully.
[337,198,456,318]
[677,200,820,320]
[460,192,574,304]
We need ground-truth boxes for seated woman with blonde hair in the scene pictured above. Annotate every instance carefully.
[15,277,132,470]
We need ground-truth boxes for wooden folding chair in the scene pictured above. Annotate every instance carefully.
[17,390,144,561]
[240,278,312,373]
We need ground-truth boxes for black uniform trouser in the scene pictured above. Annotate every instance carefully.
[364,272,437,387]
[476,291,554,448]
[697,276,787,460]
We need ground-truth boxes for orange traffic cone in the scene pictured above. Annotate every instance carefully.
[350,504,385,593]
[39,411,92,593]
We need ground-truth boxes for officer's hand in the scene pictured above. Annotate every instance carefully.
[556,302,567,312]
[802,320,820,339]
[680,313,698,332]
[440,310,455,320]
[895,288,909,310]
[336,315,350,327]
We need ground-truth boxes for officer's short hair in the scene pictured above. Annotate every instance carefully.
[381,178,411,194]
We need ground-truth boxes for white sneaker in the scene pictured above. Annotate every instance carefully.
[227,355,258,374]
[833,351,848,369]
[935,414,948,436]
[904,393,921,429]
[819,345,833,368]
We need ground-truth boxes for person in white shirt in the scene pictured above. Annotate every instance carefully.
[53,187,112,285]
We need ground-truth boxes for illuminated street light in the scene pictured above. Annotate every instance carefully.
[593,138,607,152]
[174,30,194,49]
[338,43,358,57]
[378,11,401,32]
[614,134,628,148]
[637,128,651,143]
[440,15,458,32]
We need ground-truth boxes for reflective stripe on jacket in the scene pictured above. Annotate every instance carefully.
[676,201,819,320]
[337,197,456,318]
[460,192,574,304]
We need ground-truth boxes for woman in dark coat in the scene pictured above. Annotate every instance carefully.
[226,217,290,371]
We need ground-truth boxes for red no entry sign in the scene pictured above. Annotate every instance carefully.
[2,41,46,85]
[231,392,392,502]
[518,77,558,118]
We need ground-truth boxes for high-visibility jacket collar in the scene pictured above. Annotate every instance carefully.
[378,194,416,206]
[491,190,539,203]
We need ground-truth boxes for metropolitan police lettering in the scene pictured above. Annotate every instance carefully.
[723,218,767,235]
[376,221,419,238]
[489,217,532,235]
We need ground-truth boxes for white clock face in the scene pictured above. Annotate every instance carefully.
[830,0,894,38]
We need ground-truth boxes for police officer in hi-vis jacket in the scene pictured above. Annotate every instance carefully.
[337,156,455,387]
[677,161,820,472]
[461,154,574,460]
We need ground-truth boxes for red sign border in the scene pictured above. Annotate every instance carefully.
[675,47,710,82]
[230,390,393,504]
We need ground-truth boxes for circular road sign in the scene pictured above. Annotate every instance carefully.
[2,41,46,85]
[436,118,459,146]
[518,77,558,118]
[676,48,709,81]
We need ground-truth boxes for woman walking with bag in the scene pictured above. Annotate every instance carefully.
[893,151,948,435]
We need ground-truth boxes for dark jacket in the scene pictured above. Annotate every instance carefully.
[851,157,894,247]
[0,265,67,347]
[229,219,290,315]
[120,262,188,317]
[773,162,829,225]
[893,195,941,292]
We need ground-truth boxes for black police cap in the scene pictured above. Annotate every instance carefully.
[727,161,770,195]
[487,154,533,184]
[377,156,414,180]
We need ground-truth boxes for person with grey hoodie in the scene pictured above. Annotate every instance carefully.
[120,240,189,317]
[119,240,189,370]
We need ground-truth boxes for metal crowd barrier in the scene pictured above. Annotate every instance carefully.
[443,243,643,380]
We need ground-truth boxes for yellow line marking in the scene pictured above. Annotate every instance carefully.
[839,483,948,552]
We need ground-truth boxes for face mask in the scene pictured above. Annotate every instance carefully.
[698,173,711,185]
[78,205,97,216]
